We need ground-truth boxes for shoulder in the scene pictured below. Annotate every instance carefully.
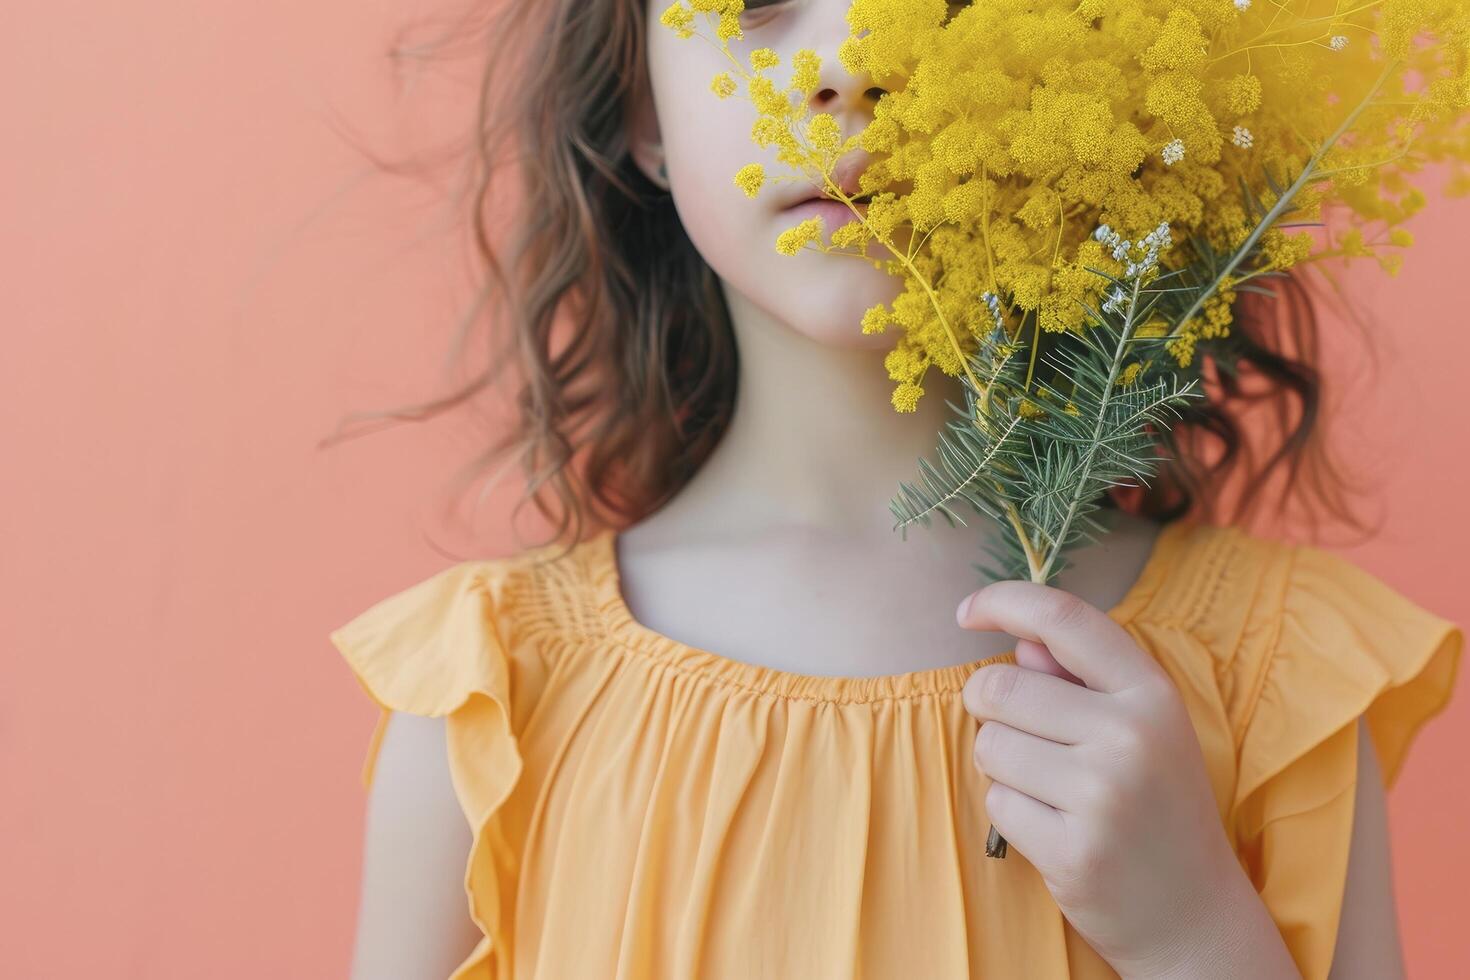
[1140,522,1460,742]
[330,536,582,635]
[1176,525,1460,774]
[331,531,612,696]
[328,531,617,769]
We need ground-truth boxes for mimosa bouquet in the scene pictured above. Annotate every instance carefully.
[660,0,1470,854]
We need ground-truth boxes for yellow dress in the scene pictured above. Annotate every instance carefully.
[330,518,1462,979]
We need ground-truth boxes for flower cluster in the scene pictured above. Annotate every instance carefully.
[1096,222,1173,284]
[660,0,1470,412]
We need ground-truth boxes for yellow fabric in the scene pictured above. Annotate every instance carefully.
[329,518,1462,979]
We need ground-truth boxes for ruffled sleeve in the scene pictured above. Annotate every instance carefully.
[329,560,525,980]
[1228,542,1463,979]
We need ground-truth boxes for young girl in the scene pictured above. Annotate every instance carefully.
[329,1,1463,977]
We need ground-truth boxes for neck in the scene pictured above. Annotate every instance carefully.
[657,280,974,543]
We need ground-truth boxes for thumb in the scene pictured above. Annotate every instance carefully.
[1013,637,1086,687]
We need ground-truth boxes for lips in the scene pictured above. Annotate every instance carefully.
[782,150,877,210]
[784,191,874,211]
[779,197,872,228]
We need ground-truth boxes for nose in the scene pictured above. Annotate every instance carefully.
[810,79,885,119]
[806,55,885,127]
[801,6,885,127]
[801,39,884,193]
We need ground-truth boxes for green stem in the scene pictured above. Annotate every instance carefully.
[1035,273,1144,583]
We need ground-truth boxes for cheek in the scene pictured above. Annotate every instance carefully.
[646,28,756,217]
[648,33,903,349]
[659,105,905,347]
[678,188,906,350]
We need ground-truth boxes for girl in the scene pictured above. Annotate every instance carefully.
[328,1,1463,977]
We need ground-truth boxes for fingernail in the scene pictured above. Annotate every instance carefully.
[956,592,975,624]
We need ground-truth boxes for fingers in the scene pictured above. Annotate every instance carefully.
[962,661,1110,745]
[982,781,1065,864]
[956,580,1160,694]
[972,720,1095,812]
[1012,637,1084,685]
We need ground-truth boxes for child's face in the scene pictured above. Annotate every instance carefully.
[632,0,901,350]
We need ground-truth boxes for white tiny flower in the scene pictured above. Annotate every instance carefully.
[980,291,1005,332]
[1232,125,1254,148]
[1152,222,1172,253]
[1330,35,1348,50]
[1162,138,1185,165]
[1234,0,1250,9]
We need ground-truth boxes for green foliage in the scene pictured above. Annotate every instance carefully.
[890,257,1206,586]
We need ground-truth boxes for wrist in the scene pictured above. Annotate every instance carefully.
[1118,852,1299,980]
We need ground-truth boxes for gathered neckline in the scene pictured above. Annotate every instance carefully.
[585,518,1197,704]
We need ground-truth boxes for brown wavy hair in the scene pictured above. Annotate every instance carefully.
[319,0,1383,560]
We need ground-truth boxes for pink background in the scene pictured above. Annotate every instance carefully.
[3,2,1466,976]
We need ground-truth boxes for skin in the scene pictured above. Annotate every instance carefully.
[348,0,1409,974]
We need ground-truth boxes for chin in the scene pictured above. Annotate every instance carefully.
[777,268,899,347]
[783,322,889,349]
[699,215,904,348]
[780,296,896,350]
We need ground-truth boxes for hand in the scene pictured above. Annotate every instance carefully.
[956,580,1296,978]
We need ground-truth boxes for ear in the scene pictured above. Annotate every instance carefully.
[625,58,668,189]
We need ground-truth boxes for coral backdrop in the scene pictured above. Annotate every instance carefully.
[3,1,1465,976]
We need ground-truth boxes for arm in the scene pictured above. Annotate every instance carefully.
[1327,717,1407,979]
[349,712,484,980]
